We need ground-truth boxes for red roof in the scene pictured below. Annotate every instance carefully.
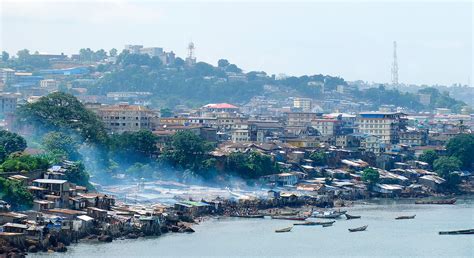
[203,103,238,109]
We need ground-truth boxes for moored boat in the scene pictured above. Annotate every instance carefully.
[395,215,416,220]
[415,198,456,205]
[230,214,264,219]
[348,225,368,232]
[271,216,307,221]
[319,221,336,226]
[439,229,474,235]
[345,214,361,220]
[275,226,293,233]
[312,210,345,219]
[293,221,318,226]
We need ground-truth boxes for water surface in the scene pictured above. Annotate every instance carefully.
[33,198,474,257]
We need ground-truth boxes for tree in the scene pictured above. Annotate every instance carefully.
[217,59,230,68]
[433,156,462,178]
[225,151,279,179]
[42,132,81,161]
[109,48,118,57]
[0,153,50,172]
[160,108,173,118]
[433,156,462,188]
[110,130,158,164]
[94,49,107,61]
[445,134,474,169]
[64,162,91,188]
[362,168,380,185]
[163,131,212,172]
[309,151,328,166]
[17,49,30,62]
[0,177,33,210]
[16,92,109,145]
[1,51,9,62]
[418,149,439,167]
[0,130,27,155]
[226,64,242,73]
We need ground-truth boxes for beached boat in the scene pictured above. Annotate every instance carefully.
[395,215,416,220]
[439,229,474,235]
[275,226,293,233]
[345,214,361,220]
[415,198,456,205]
[230,214,264,219]
[271,216,307,221]
[348,225,368,232]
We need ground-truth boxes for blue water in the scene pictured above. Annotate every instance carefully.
[33,197,474,257]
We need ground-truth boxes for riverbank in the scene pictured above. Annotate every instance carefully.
[30,197,474,258]
[1,190,471,257]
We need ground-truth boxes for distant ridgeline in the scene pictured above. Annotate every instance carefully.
[0,48,466,111]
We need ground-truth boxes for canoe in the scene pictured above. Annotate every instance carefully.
[322,224,333,227]
[395,215,416,220]
[271,216,307,221]
[275,226,293,233]
[319,221,336,226]
[230,214,264,219]
[345,214,361,220]
[348,225,368,232]
[439,229,474,235]
[415,198,456,205]
[293,221,319,226]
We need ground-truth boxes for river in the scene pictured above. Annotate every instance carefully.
[33,197,474,257]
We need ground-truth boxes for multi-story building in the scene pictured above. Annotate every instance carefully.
[200,103,240,117]
[40,79,58,92]
[286,112,322,127]
[399,129,428,146]
[0,68,15,84]
[356,112,406,144]
[124,44,143,54]
[293,98,312,112]
[96,103,159,133]
[311,119,341,136]
[0,93,18,116]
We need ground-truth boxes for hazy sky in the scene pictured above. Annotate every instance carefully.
[1,0,472,86]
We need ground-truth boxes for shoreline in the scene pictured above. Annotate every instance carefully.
[1,193,471,257]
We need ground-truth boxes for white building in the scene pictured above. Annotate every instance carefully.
[356,112,406,144]
[293,98,312,112]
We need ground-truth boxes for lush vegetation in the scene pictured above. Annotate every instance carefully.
[418,87,466,113]
[225,151,280,179]
[0,153,50,172]
[42,132,82,162]
[433,156,462,188]
[109,130,158,165]
[418,149,439,168]
[0,130,27,156]
[361,167,380,185]
[309,151,328,166]
[445,134,474,170]
[0,177,33,210]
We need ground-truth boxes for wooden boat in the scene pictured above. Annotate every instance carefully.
[318,221,336,226]
[293,221,319,226]
[275,226,293,233]
[439,229,474,235]
[271,216,307,221]
[345,214,361,220]
[322,224,333,227]
[395,215,416,220]
[313,211,345,219]
[230,214,264,219]
[348,225,368,232]
[415,198,456,205]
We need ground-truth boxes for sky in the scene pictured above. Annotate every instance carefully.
[1,0,472,86]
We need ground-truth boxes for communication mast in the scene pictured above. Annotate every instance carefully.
[391,41,399,85]
[186,42,196,66]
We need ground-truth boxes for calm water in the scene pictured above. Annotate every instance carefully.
[33,198,474,257]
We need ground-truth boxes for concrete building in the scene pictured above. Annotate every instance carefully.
[286,112,321,127]
[356,112,406,144]
[311,119,341,136]
[0,93,18,116]
[293,98,312,112]
[124,44,143,54]
[40,79,58,92]
[0,68,15,84]
[97,103,159,133]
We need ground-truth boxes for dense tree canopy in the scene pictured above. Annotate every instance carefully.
[418,149,439,168]
[42,132,81,161]
[16,92,108,145]
[109,130,158,165]
[163,130,212,172]
[0,130,27,155]
[445,134,474,169]
[225,151,279,179]
[309,151,328,166]
[361,167,380,185]
[0,177,33,210]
